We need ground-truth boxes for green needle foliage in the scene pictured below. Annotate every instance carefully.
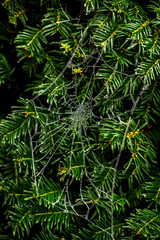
[0,0,160,239]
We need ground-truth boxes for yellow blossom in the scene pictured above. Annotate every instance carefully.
[72,67,83,74]
[127,129,139,138]
[59,167,67,175]
[60,43,72,53]
[117,9,122,13]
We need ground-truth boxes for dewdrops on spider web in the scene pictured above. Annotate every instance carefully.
[70,103,92,132]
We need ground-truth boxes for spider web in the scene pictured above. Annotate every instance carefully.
[26,21,149,239]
